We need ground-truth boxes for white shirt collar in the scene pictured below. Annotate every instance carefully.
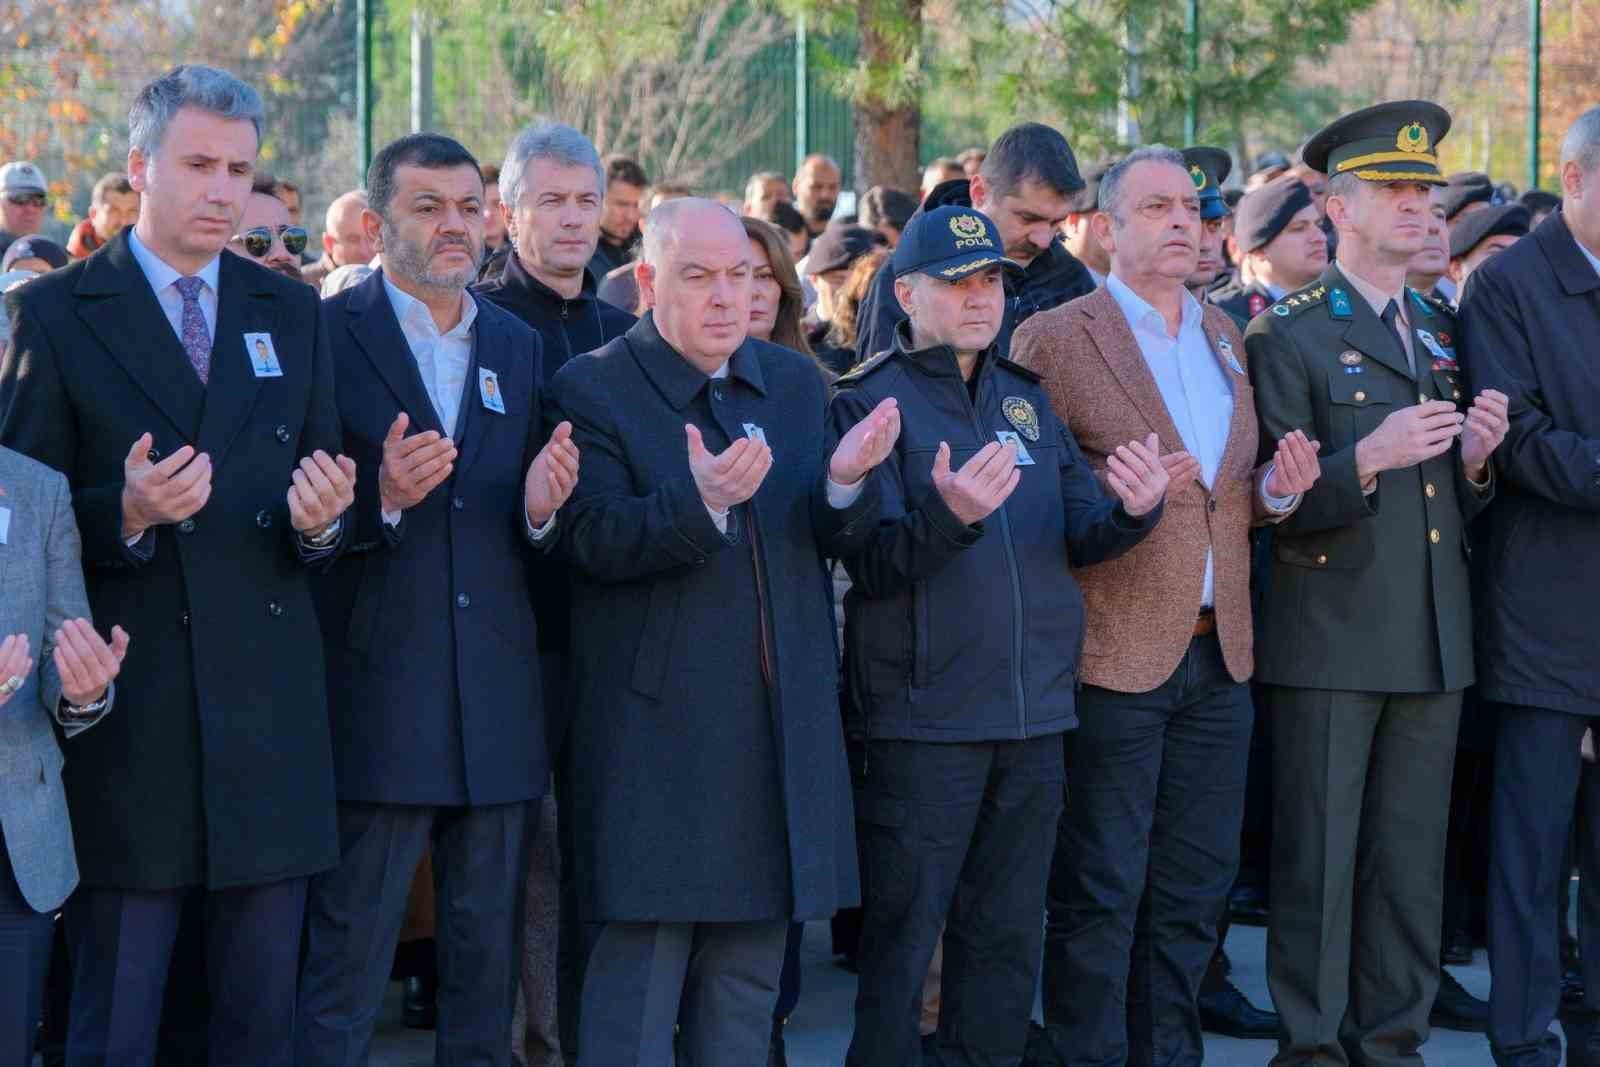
[381,270,478,341]
[127,227,222,296]
[1105,271,1202,337]
[1577,239,1600,282]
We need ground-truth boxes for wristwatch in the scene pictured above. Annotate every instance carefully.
[60,693,109,721]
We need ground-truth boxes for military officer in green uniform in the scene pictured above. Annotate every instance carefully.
[1244,100,1510,1066]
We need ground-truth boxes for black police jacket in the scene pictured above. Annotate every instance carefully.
[853,180,1096,363]
[827,325,1159,743]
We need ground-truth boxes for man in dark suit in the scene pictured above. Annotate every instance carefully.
[1246,100,1507,1066]
[295,133,579,1067]
[0,64,356,1064]
[547,197,900,1065]
[473,118,636,1064]
[1461,105,1600,1067]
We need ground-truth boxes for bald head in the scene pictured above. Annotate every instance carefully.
[324,189,376,267]
[642,197,743,267]
[637,197,752,370]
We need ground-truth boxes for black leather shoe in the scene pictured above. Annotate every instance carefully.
[768,1018,788,1067]
[1199,981,1279,1038]
[1441,931,1474,967]
[1430,969,1489,1032]
[402,974,438,1031]
[1228,885,1270,927]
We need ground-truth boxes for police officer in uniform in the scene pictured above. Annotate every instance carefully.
[831,204,1169,1066]
[1246,100,1509,1065]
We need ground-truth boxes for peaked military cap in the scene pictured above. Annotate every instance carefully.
[1303,100,1451,185]
[1182,147,1232,220]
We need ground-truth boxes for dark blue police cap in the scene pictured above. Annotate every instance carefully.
[893,205,1017,281]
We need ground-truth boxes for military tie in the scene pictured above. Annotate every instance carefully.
[175,275,211,384]
[1380,299,1412,375]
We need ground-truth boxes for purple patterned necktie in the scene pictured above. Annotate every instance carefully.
[175,275,211,384]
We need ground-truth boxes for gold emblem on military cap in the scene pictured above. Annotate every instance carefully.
[1396,121,1430,154]
[950,214,988,241]
[1001,396,1040,442]
[1189,165,1206,189]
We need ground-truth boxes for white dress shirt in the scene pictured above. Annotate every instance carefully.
[128,228,220,346]
[383,273,477,437]
[1105,273,1294,608]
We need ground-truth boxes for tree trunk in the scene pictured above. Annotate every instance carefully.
[852,0,922,196]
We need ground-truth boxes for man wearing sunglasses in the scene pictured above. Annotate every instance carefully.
[227,174,310,284]
[0,161,49,259]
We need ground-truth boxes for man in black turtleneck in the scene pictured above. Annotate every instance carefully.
[472,118,634,1064]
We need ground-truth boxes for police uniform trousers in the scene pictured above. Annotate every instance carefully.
[296,800,533,1067]
[1041,633,1253,1067]
[847,734,1064,1067]
[1265,686,1460,1067]
[1487,704,1600,1067]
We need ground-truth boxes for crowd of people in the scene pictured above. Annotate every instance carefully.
[0,61,1598,1067]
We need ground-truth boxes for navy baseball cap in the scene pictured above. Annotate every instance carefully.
[893,205,1016,281]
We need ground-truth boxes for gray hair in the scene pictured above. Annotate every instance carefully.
[1560,106,1600,175]
[1097,144,1188,221]
[500,119,603,212]
[129,65,264,158]
[1326,170,1364,204]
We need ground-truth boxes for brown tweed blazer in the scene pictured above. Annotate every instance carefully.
[1011,285,1292,693]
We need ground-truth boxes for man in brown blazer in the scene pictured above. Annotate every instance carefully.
[1012,146,1322,1067]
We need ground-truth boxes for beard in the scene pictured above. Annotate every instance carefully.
[382,220,481,290]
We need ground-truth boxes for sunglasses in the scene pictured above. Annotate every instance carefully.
[6,193,47,208]
[233,225,308,258]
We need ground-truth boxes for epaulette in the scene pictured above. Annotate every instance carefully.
[1408,287,1456,319]
[995,355,1043,384]
[833,348,895,386]
[1265,281,1329,321]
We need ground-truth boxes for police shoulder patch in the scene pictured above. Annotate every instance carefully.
[832,348,895,386]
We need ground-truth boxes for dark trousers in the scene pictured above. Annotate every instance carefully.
[0,828,54,1067]
[1265,686,1460,1067]
[848,733,1064,1067]
[1041,634,1252,1067]
[577,919,788,1067]
[297,801,533,1067]
[63,875,307,1067]
[1487,704,1600,1067]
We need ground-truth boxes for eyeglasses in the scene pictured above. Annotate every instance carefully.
[232,225,307,258]
[5,193,46,208]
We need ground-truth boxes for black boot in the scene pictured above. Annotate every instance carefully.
[1198,979,1279,1039]
[402,973,438,1031]
[1429,969,1489,1033]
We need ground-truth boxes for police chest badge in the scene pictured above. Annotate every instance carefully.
[1001,396,1040,442]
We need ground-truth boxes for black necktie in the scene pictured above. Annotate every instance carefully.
[1381,299,1412,372]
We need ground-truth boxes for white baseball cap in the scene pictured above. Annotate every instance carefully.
[0,161,49,196]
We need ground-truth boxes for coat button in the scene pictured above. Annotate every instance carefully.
[178,518,196,534]
[180,612,190,630]
[1354,391,1367,402]
[1419,393,1428,404]
[452,497,465,510]
[1207,498,1217,513]
[1425,483,1436,498]
[276,425,291,443]
[1452,389,1462,400]
[147,446,162,461]
[256,509,273,528]
[267,600,283,617]
[1429,528,1441,545]
[1316,554,1328,565]
[456,593,471,609]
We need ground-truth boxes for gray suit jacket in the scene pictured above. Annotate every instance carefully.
[0,445,110,912]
